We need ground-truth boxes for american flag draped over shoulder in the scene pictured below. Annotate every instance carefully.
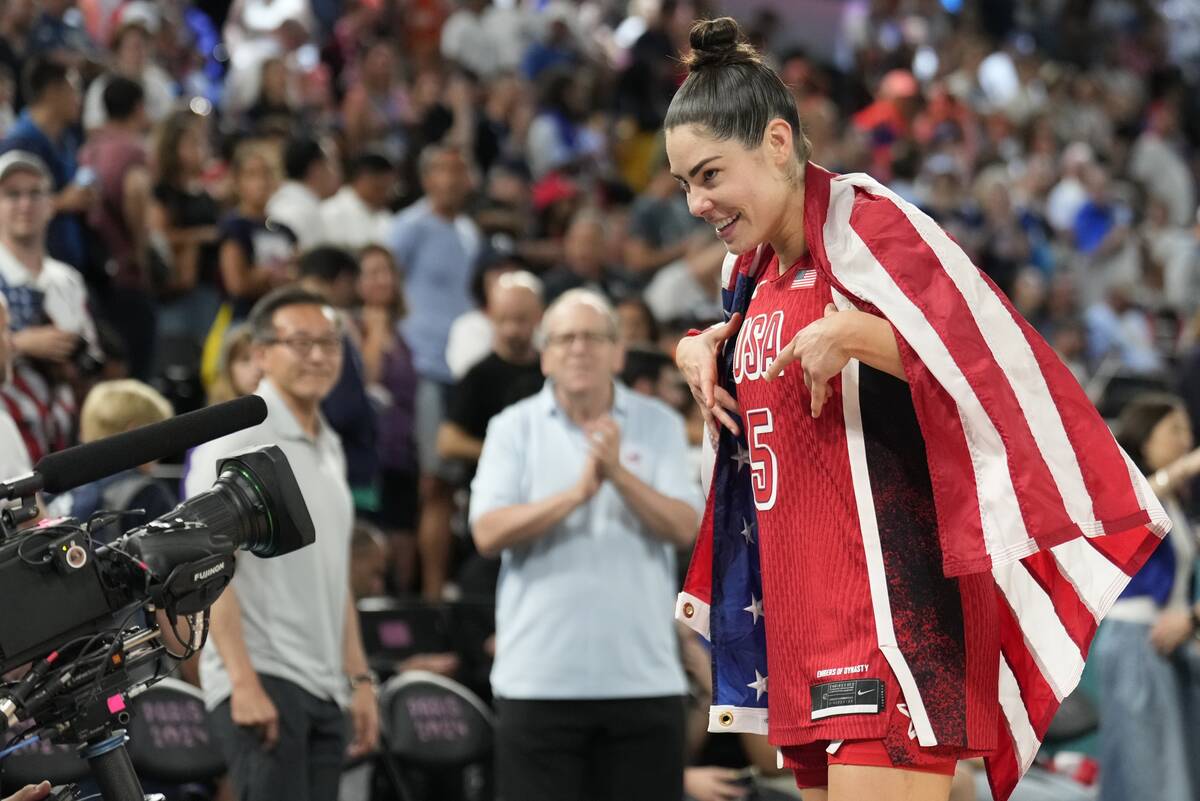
[676,163,1171,801]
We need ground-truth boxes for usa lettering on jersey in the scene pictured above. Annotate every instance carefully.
[732,310,784,385]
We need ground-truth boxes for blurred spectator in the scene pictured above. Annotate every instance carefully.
[615,296,659,349]
[46,379,176,535]
[0,56,92,273]
[642,237,726,328]
[525,67,605,179]
[187,286,378,801]
[389,142,480,600]
[222,0,316,116]
[340,40,409,163]
[470,288,702,801]
[541,208,631,304]
[1098,393,1200,801]
[1046,141,1094,234]
[296,246,380,516]
[1129,100,1196,229]
[440,0,531,81]
[201,141,296,387]
[522,7,581,81]
[79,75,156,379]
[319,152,394,251]
[0,150,100,462]
[0,294,33,485]
[624,157,712,278]
[0,67,15,139]
[353,244,419,593]
[147,109,221,342]
[240,56,296,137]
[207,323,260,405]
[445,246,524,380]
[350,520,388,600]
[83,21,174,131]
[26,0,97,63]
[974,167,1033,298]
[851,68,920,182]
[438,270,545,466]
[266,135,339,251]
[0,2,34,112]
[1084,285,1164,375]
[1139,196,1199,318]
[1073,163,1138,307]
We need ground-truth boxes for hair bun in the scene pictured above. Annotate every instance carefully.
[686,17,759,70]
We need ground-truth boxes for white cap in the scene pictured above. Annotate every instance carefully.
[0,150,51,183]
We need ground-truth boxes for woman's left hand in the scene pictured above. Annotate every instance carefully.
[1149,608,1194,655]
[764,303,850,418]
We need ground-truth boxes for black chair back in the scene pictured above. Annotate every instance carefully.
[125,678,225,783]
[380,671,494,767]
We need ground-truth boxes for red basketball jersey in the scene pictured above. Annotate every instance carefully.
[732,252,994,750]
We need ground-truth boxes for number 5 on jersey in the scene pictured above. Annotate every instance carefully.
[745,408,777,511]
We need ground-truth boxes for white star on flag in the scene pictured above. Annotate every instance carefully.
[741,518,755,544]
[731,445,751,471]
[743,595,763,625]
[747,670,768,701]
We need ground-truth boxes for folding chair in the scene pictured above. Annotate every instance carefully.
[377,670,495,801]
[125,678,226,785]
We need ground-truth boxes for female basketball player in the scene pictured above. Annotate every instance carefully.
[669,17,1169,801]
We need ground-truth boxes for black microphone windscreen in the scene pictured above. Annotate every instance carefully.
[36,395,268,494]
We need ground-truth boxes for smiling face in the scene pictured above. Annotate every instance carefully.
[665,121,800,255]
[254,303,343,408]
[541,299,623,398]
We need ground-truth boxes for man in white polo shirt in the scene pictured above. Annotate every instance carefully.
[470,288,704,801]
[184,286,377,801]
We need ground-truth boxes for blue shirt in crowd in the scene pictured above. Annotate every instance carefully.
[388,199,480,384]
[470,381,703,700]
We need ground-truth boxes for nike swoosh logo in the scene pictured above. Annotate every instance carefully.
[857,689,875,696]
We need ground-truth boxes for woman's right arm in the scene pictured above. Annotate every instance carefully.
[218,240,279,299]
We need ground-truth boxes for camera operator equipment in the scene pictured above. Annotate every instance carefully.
[0,395,317,801]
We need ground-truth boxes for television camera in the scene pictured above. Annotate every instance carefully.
[0,396,315,801]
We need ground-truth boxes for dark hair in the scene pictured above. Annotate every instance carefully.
[102,75,145,121]
[22,56,71,105]
[664,18,810,163]
[248,286,335,342]
[283,136,327,181]
[298,246,359,283]
[358,244,406,320]
[153,109,202,188]
[621,346,672,389]
[1114,392,1184,475]
[615,297,660,344]
[348,152,394,180]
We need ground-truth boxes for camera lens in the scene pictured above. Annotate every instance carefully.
[119,446,314,579]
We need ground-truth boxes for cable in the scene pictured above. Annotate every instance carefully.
[15,526,76,567]
[0,734,39,760]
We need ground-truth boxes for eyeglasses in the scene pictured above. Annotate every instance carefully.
[263,335,342,356]
[0,189,50,202]
[545,330,615,348]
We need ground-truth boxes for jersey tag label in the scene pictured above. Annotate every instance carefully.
[810,678,885,720]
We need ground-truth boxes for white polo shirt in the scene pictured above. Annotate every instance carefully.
[185,378,354,710]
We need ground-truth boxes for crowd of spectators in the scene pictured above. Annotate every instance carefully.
[1,1,1200,800]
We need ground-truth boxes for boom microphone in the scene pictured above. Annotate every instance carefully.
[34,395,268,494]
